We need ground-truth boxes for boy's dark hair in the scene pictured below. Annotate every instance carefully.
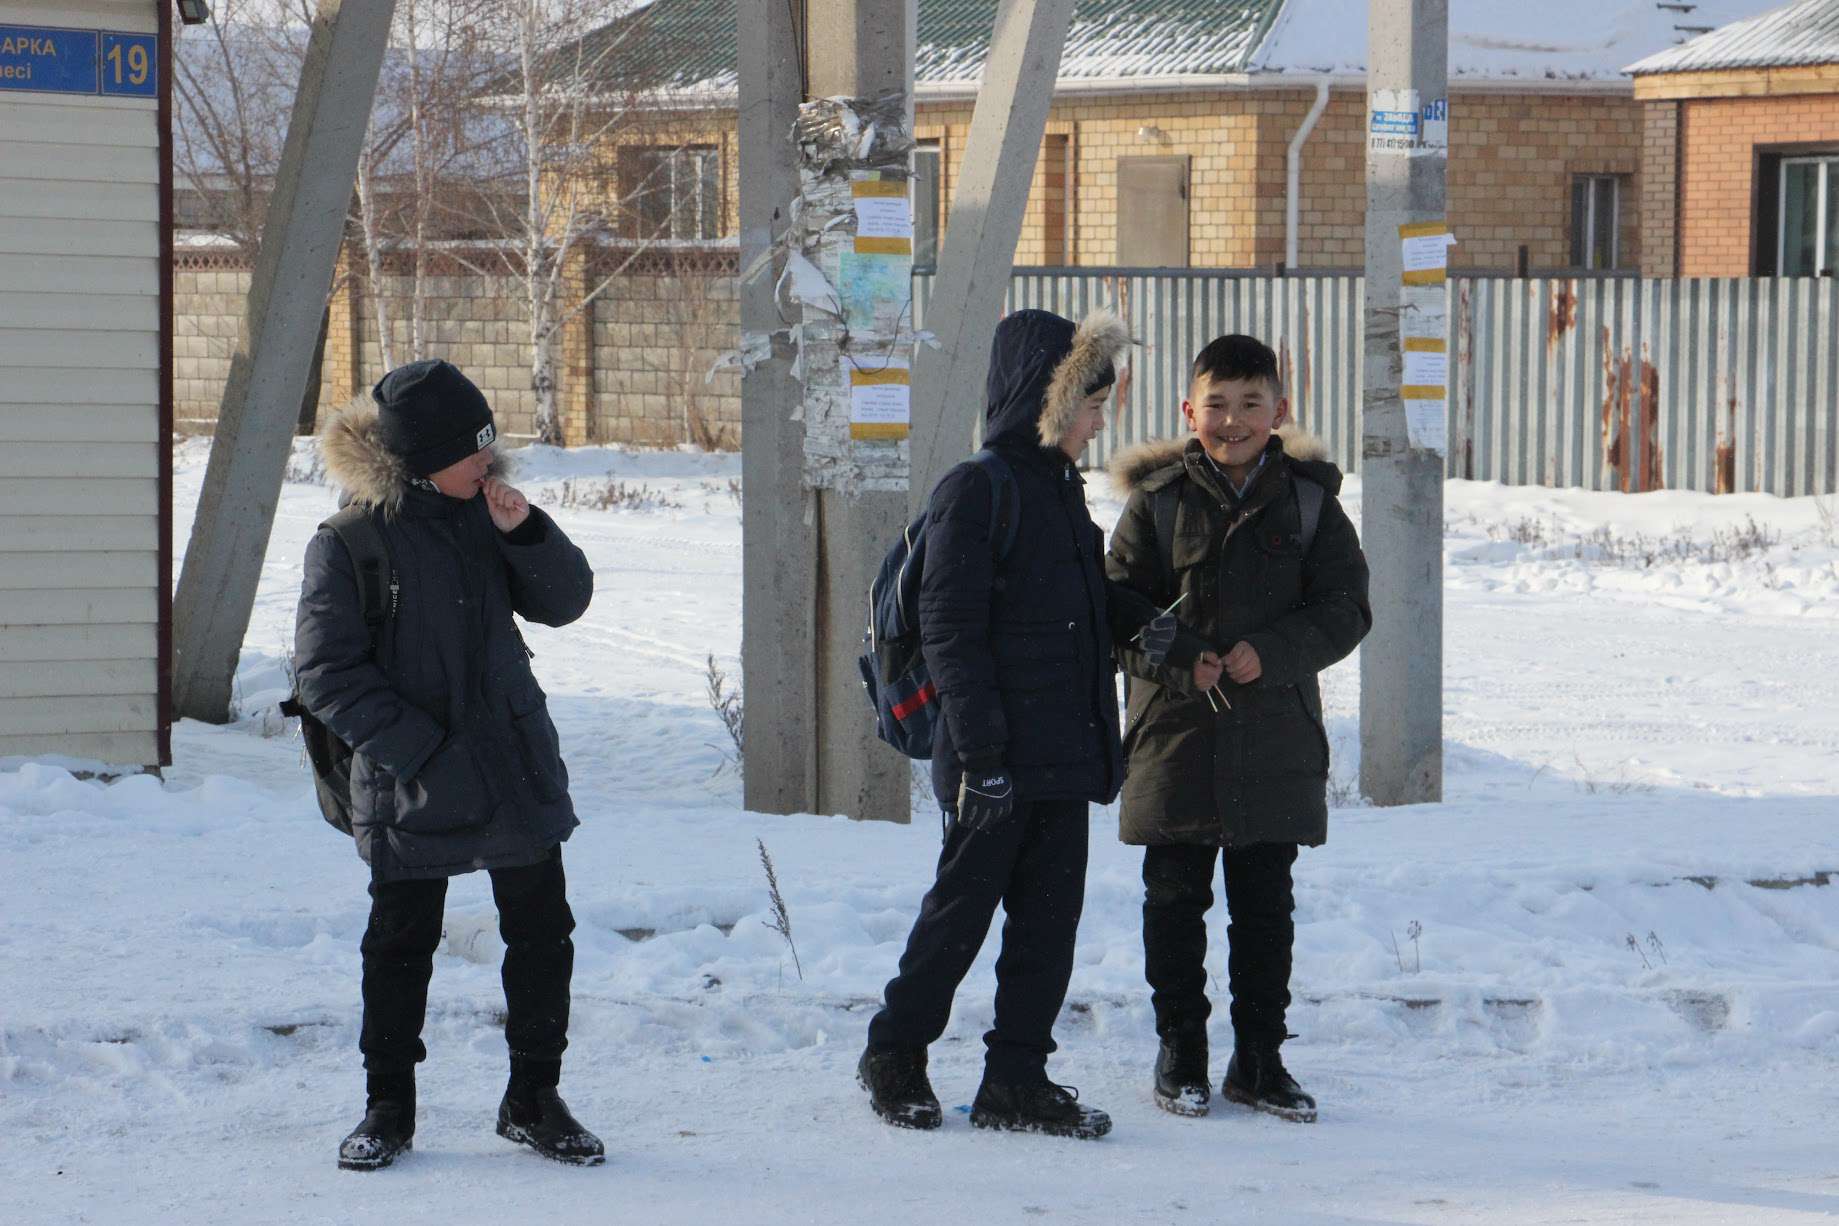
[1190,334,1281,397]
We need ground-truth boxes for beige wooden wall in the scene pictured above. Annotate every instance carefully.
[0,0,165,767]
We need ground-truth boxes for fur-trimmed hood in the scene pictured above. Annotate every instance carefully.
[320,397,505,515]
[1108,426,1333,496]
[981,308,1133,452]
[1036,309,1131,449]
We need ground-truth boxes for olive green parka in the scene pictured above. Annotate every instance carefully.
[1105,431,1371,847]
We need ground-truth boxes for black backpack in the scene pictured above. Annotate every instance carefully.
[857,450,1020,759]
[279,505,398,835]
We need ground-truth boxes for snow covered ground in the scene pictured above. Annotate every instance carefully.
[5,440,1839,1224]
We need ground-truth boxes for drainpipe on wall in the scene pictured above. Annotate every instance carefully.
[1285,78,1332,270]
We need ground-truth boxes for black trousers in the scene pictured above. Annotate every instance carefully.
[359,848,576,1074]
[867,798,1088,1080]
[1142,842,1299,1050]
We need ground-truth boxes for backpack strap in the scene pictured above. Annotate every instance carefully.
[321,505,396,647]
[1150,483,1179,603]
[1294,475,1325,557]
[970,448,1020,563]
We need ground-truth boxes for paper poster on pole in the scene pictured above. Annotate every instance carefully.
[838,251,912,335]
[852,178,913,256]
[1369,88,1421,156]
[1402,391,1447,454]
[848,356,910,441]
[1420,96,1449,154]
[1400,221,1455,286]
[1402,343,1448,389]
[1401,284,1448,342]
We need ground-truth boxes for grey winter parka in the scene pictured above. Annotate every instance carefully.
[1106,433,1371,848]
[293,403,594,882]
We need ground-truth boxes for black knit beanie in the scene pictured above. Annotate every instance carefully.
[371,358,496,477]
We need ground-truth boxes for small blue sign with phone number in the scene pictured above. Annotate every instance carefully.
[0,24,157,98]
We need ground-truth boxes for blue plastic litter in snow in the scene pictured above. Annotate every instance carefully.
[700,1055,712,1063]
[954,1104,971,1113]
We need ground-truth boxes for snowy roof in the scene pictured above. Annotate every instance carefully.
[564,0,1786,95]
[1252,0,1780,82]
[1626,0,1839,74]
[560,0,1282,96]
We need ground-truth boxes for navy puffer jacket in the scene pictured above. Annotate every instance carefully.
[921,309,1160,809]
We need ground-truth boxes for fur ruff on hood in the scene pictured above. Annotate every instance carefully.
[1037,309,1132,450]
[1107,425,1328,496]
[320,397,505,516]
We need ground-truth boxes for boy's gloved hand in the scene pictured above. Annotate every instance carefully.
[955,767,1015,831]
[1138,613,1179,666]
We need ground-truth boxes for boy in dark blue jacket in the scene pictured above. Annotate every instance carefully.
[858,310,1197,1139]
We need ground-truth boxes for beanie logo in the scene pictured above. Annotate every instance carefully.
[476,422,496,450]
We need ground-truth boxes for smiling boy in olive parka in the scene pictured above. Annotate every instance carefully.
[1106,334,1371,1124]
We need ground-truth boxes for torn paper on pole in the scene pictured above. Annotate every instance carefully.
[1397,222,1453,454]
[787,93,919,494]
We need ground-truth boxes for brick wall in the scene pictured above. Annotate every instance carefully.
[179,245,742,449]
[590,87,1642,273]
[588,255,741,447]
[1641,102,1682,277]
[1677,93,1839,276]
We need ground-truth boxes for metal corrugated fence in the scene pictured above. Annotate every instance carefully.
[915,269,1839,495]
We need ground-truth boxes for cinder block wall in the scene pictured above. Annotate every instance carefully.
[177,247,743,448]
[173,255,253,432]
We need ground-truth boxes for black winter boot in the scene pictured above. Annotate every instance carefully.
[497,1060,605,1166]
[1222,1046,1316,1123]
[1153,1030,1210,1117]
[337,1074,415,1171]
[970,1074,1111,1140]
[857,1046,943,1130]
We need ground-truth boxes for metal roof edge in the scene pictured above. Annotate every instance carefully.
[582,67,1638,112]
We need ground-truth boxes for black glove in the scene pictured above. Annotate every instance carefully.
[955,767,1015,832]
[1138,612,1179,666]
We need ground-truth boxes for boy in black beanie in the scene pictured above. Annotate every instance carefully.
[294,358,602,1169]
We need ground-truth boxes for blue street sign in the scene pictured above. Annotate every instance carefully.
[0,24,158,98]
[100,32,157,98]
[1370,110,1420,139]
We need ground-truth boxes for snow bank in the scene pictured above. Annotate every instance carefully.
[3,441,1837,1224]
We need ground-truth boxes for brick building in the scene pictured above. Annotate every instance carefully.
[567,0,1779,272]
[1630,0,1839,276]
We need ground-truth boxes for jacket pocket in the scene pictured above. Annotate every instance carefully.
[1122,684,1162,756]
[992,621,1074,693]
[391,737,494,834]
[1294,687,1331,775]
[511,705,568,803]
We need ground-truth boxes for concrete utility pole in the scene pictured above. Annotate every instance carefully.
[1359,0,1447,805]
[171,0,397,722]
[803,0,918,824]
[738,0,917,822]
[907,0,1078,507]
[737,0,818,814]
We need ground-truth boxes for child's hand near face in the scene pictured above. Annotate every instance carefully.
[484,477,530,533]
[1193,650,1224,692]
[1223,641,1262,685]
